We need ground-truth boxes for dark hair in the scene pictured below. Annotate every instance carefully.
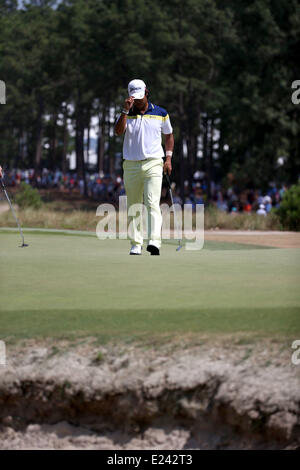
[145,87,150,98]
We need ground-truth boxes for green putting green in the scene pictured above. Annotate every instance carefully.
[0,229,299,342]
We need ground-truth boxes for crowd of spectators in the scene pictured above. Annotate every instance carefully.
[2,168,125,203]
[171,178,287,215]
[2,167,288,215]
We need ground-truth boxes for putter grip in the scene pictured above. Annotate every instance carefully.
[165,173,172,189]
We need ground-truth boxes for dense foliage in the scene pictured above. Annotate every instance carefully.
[15,182,43,208]
[0,0,299,198]
[275,183,300,230]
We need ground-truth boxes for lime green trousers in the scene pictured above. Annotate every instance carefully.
[123,158,164,248]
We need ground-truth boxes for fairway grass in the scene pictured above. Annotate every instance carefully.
[0,230,299,343]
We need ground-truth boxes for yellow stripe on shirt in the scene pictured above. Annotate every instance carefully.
[127,114,169,121]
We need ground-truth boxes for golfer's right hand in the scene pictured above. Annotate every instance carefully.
[124,96,134,111]
[0,166,3,178]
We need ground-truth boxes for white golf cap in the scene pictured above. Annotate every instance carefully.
[128,79,146,99]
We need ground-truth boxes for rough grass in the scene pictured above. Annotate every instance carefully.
[0,203,282,231]
[0,205,99,231]
[203,207,281,230]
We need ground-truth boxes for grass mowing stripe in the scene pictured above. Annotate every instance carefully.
[0,228,275,250]
[0,227,95,237]
[163,239,275,250]
[0,307,299,341]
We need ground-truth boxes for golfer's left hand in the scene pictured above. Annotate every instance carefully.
[163,158,172,176]
[0,166,3,178]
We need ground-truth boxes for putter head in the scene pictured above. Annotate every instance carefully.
[20,243,29,247]
[176,242,183,251]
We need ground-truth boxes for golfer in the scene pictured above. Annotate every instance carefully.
[115,79,174,255]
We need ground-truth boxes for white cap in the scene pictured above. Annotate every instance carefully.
[128,79,146,99]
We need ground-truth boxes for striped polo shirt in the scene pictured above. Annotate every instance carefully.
[122,101,173,161]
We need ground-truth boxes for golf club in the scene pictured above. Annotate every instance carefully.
[0,174,28,247]
[164,173,183,251]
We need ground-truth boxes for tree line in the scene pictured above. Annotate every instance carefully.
[0,0,299,198]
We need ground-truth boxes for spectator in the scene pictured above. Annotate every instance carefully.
[243,202,252,213]
[257,203,267,216]
[0,166,290,210]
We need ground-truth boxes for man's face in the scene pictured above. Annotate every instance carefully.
[133,94,147,109]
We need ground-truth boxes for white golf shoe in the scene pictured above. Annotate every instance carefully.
[129,245,142,255]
